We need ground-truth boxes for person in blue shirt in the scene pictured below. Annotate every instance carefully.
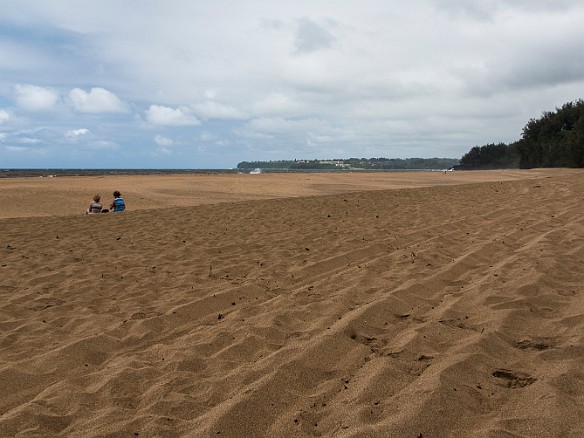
[109,191,126,212]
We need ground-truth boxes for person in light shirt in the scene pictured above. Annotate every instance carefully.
[86,194,103,214]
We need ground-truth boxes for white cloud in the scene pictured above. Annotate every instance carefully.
[69,87,127,113]
[0,109,10,123]
[5,145,28,152]
[239,117,350,146]
[145,105,200,126]
[293,17,337,54]
[156,146,172,155]
[192,101,245,120]
[15,84,59,111]
[246,117,295,135]
[18,137,40,144]
[66,128,90,138]
[154,134,173,146]
[435,0,580,21]
[251,93,306,117]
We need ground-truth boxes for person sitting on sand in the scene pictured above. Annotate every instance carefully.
[86,194,103,214]
[110,190,126,212]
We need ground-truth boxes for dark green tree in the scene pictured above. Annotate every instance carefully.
[458,143,519,169]
[461,99,584,169]
[516,99,584,168]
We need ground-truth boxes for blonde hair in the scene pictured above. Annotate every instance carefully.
[93,194,101,202]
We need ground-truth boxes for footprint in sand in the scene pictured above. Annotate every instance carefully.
[513,338,554,351]
[492,369,537,388]
[130,311,162,320]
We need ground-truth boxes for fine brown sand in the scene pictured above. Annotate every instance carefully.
[0,169,553,219]
[1,169,583,437]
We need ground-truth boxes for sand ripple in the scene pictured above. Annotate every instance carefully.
[1,170,583,436]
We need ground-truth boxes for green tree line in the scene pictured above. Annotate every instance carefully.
[459,99,584,169]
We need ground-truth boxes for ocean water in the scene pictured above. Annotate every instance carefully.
[0,169,240,178]
[0,168,439,178]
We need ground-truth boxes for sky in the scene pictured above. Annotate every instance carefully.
[1,1,584,169]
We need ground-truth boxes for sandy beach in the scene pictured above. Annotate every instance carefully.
[1,169,583,437]
[0,169,555,219]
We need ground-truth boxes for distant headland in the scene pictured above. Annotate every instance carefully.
[237,157,459,171]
